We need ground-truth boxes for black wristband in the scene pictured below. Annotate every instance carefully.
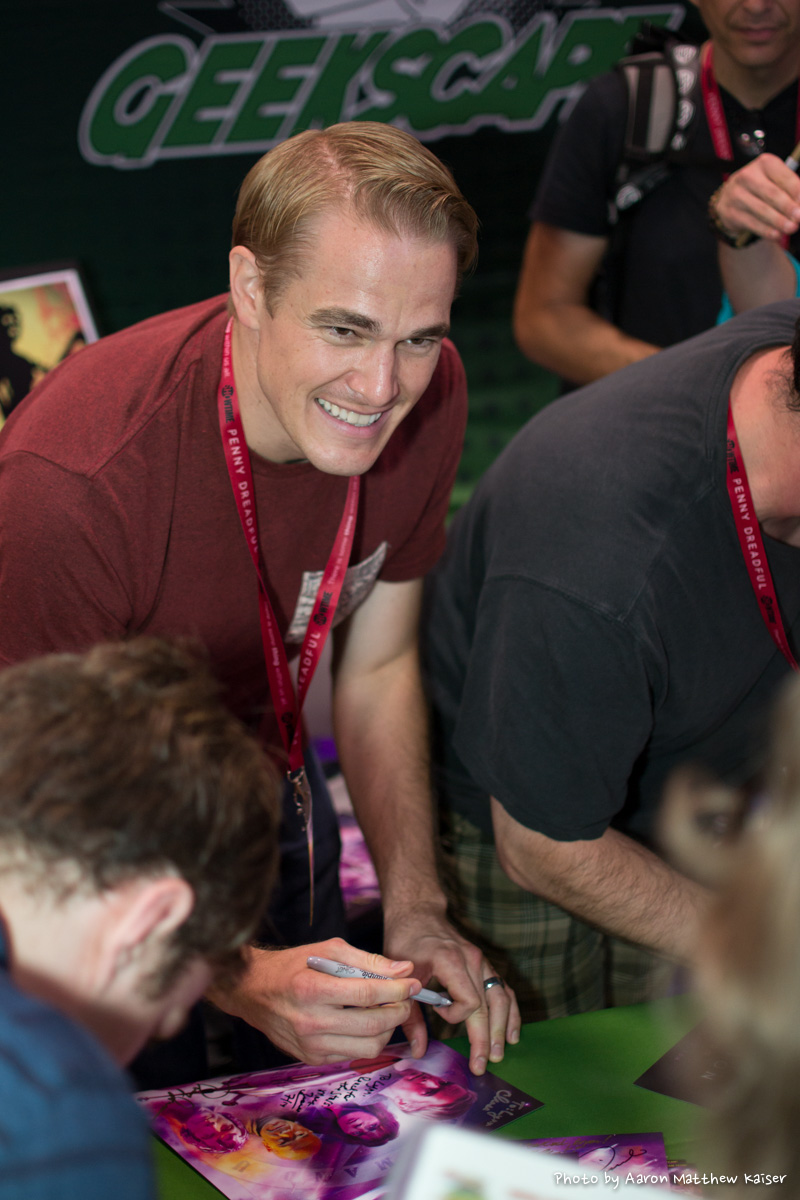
[708,186,758,248]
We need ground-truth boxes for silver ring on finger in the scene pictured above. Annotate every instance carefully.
[483,976,504,992]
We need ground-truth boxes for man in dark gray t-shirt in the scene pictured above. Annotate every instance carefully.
[424,302,800,1022]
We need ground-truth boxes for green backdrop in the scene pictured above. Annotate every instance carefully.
[3,0,705,498]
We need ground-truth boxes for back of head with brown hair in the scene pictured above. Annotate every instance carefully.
[0,637,280,992]
[661,674,800,1190]
[231,121,478,310]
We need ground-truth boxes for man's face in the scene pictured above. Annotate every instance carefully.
[393,1068,465,1106]
[145,957,214,1050]
[0,310,19,343]
[182,1109,248,1152]
[241,206,458,476]
[695,0,800,73]
[337,1108,382,1139]
[259,1117,321,1158]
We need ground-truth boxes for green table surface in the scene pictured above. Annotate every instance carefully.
[155,996,703,1197]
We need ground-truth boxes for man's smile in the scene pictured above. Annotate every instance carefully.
[315,396,385,427]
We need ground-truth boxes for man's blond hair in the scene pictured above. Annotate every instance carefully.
[232,122,478,309]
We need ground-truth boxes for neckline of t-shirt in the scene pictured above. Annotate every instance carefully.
[249,451,321,480]
[718,75,798,118]
[706,304,799,455]
[708,308,800,562]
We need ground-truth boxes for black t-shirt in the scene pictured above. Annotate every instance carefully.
[531,70,800,347]
[423,302,800,843]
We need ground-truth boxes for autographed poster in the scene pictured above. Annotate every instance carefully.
[137,1040,541,1200]
[524,1133,670,1180]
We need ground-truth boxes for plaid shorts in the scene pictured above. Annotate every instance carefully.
[434,810,674,1032]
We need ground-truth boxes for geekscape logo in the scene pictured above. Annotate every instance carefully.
[78,2,680,168]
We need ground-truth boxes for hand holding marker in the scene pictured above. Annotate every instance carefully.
[307,956,453,1006]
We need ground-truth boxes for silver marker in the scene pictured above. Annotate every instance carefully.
[786,139,800,171]
[307,955,453,1006]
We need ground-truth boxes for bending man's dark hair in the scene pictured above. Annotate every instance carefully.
[790,315,800,408]
[0,637,280,992]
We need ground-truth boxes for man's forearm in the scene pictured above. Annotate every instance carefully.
[718,239,797,313]
[513,302,660,385]
[333,648,445,916]
[493,802,709,961]
[512,223,660,384]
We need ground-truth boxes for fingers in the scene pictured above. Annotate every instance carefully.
[462,998,490,1075]
[400,998,429,1059]
[303,937,421,1007]
[418,934,483,1018]
[457,966,521,1075]
[482,976,511,1064]
[298,1031,399,1065]
[301,968,419,1009]
[383,916,523,1074]
[434,956,511,1076]
[504,981,522,1047]
[315,935,416,979]
[460,970,511,1075]
[720,156,800,239]
[289,960,416,1064]
[213,940,420,1064]
[286,994,411,1064]
[311,995,413,1038]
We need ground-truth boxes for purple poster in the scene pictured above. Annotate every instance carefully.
[137,1040,541,1199]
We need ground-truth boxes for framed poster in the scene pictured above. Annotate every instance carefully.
[0,263,100,423]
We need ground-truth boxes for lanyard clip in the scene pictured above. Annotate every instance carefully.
[288,766,314,927]
[289,766,312,830]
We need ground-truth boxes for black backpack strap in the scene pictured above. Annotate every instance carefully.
[610,31,703,220]
[619,49,679,162]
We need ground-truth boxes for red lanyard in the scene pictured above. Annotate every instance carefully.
[726,405,798,670]
[701,43,736,163]
[702,44,800,246]
[217,318,361,921]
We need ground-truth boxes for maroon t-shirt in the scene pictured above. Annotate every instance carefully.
[0,296,467,755]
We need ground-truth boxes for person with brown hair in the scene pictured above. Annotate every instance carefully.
[0,121,517,1078]
[0,637,281,1199]
[660,670,800,1191]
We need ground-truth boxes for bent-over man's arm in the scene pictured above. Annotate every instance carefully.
[491,799,710,962]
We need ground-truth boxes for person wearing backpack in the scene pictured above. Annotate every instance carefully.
[513,0,800,386]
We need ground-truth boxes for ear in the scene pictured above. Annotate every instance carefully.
[98,876,195,994]
[229,246,264,331]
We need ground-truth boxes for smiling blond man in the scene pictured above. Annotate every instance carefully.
[0,123,519,1082]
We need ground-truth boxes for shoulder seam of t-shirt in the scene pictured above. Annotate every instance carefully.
[461,769,612,842]
[99,346,202,480]
[4,319,211,482]
[481,483,716,629]
[0,445,140,491]
[478,576,653,672]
